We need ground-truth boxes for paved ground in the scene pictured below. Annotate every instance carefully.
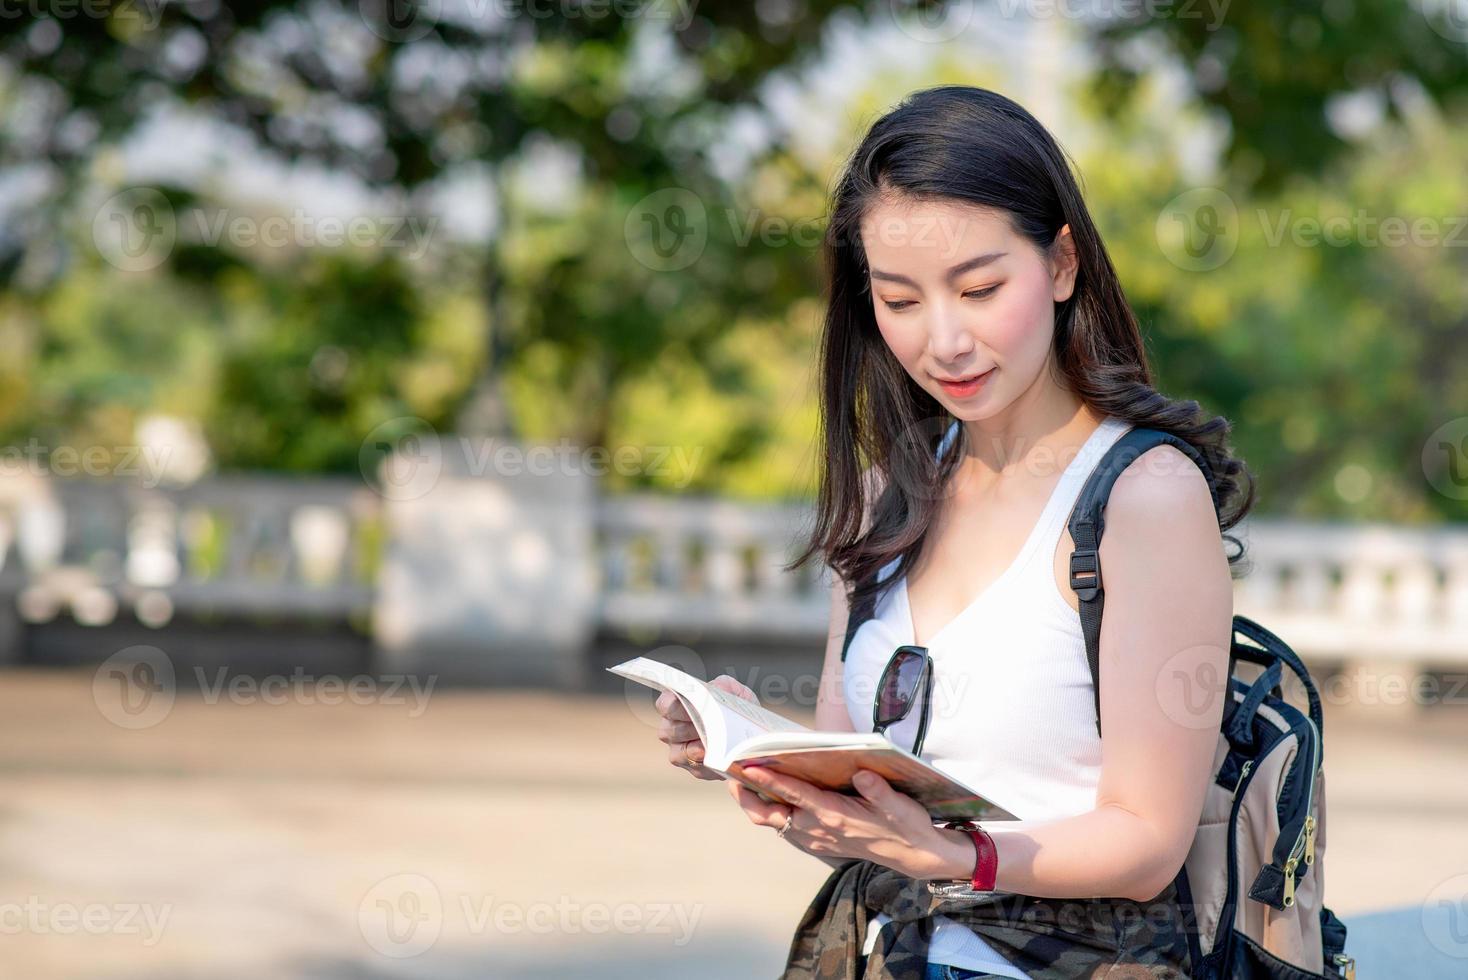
[1,665,1465,978]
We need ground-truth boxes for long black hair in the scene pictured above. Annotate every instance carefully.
[787,85,1255,618]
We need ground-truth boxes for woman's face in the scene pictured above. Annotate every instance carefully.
[859,194,1077,418]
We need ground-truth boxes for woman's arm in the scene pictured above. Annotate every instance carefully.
[918,445,1234,901]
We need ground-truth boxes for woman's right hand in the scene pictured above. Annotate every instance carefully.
[655,675,759,780]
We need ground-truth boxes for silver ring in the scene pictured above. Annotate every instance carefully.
[776,813,794,838]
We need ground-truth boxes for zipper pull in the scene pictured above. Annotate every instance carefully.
[1304,814,1317,866]
[1233,759,1253,795]
[1282,857,1297,907]
[1332,953,1355,980]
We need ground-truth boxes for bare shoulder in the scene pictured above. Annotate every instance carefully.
[1107,443,1217,529]
[1100,442,1226,577]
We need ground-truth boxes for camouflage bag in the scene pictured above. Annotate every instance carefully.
[780,855,1195,979]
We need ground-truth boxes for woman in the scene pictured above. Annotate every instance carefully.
[655,85,1253,979]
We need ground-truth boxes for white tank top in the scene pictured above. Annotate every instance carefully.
[846,414,1133,975]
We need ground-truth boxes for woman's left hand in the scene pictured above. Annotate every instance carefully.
[727,765,961,879]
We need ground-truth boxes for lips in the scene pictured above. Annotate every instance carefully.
[934,367,995,398]
[934,369,992,384]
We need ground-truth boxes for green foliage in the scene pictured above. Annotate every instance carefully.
[2,2,1466,523]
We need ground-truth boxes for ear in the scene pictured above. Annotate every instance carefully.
[1049,224,1079,303]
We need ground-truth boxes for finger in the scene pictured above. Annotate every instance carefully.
[731,782,793,828]
[656,717,699,744]
[851,769,898,812]
[654,691,691,723]
[709,674,756,702]
[851,769,929,823]
[739,765,834,813]
[667,739,700,768]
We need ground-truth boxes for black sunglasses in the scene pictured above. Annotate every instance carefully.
[872,644,933,757]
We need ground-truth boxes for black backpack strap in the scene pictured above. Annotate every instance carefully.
[1067,428,1220,737]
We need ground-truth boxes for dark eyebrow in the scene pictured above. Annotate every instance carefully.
[868,250,1008,288]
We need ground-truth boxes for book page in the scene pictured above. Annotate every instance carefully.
[606,657,809,770]
[705,683,810,736]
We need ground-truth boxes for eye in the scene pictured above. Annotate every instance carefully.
[882,299,916,312]
[963,284,1000,300]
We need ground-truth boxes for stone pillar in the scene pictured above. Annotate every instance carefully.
[371,432,597,687]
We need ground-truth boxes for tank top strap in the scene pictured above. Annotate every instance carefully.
[1017,415,1133,580]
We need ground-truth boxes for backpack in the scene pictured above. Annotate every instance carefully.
[842,424,1352,979]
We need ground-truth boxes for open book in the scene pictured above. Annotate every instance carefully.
[609,656,1015,823]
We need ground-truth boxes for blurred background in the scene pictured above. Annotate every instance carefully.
[1,1,1467,977]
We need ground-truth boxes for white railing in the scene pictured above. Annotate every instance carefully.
[3,470,1467,671]
[596,501,1468,666]
[1231,518,1468,662]
[0,475,381,630]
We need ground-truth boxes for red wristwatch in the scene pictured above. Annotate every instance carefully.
[943,820,998,891]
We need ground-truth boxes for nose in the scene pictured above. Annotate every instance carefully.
[927,301,975,364]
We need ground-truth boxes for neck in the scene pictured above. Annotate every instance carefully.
[954,372,1102,483]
